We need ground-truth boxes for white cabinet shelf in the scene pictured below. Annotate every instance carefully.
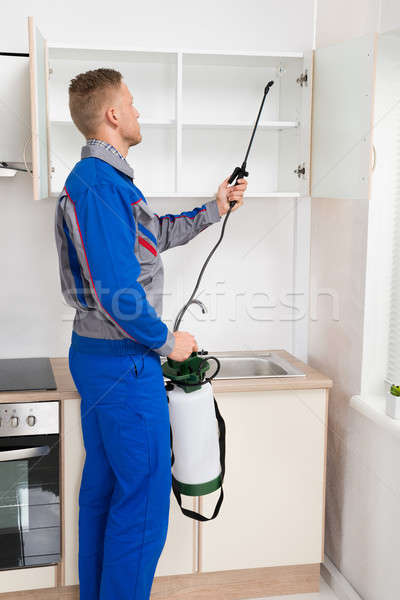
[28,17,312,201]
[182,120,299,129]
[50,117,298,130]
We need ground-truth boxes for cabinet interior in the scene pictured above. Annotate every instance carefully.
[47,46,309,198]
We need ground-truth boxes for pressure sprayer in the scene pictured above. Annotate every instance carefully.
[162,81,274,521]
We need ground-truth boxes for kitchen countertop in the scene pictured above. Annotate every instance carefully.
[0,350,332,403]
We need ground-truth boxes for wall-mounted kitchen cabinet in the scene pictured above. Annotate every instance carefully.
[311,32,376,199]
[27,16,313,201]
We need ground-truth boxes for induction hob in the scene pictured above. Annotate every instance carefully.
[0,357,57,392]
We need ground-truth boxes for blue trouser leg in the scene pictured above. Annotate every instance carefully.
[68,346,172,600]
[77,390,115,600]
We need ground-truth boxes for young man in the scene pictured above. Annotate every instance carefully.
[54,68,246,600]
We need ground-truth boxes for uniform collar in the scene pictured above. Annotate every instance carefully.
[81,139,134,180]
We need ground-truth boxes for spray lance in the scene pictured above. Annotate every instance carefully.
[162,80,274,522]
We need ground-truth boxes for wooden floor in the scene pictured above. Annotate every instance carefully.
[0,563,320,599]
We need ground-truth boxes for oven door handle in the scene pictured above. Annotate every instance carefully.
[0,445,50,462]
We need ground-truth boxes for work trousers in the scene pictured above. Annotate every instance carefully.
[68,344,172,600]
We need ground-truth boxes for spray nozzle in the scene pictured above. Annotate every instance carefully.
[265,80,274,94]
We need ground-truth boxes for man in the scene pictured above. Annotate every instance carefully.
[54,67,247,600]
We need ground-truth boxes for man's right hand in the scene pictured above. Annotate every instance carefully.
[168,331,198,362]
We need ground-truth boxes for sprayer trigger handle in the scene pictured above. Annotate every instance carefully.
[228,166,241,185]
[234,169,248,185]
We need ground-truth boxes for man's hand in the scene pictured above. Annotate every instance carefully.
[168,331,198,362]
[215,176,248,216]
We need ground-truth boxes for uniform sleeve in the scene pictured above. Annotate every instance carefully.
[64,183,175,356]
[152,198,221,253]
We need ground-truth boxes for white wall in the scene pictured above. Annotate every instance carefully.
[0,0,314,358]
[315,0,380,48]
[3,0,314,54]
[379,0,400,33]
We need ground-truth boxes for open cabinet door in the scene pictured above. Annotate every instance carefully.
[311,33,377,199]
[299,48,314,196]
[28,16,50,200]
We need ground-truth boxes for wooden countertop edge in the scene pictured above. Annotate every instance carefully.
[0,349,333,403]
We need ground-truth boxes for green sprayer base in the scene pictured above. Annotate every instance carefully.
[162,351,210,392]
[173,473,222,496]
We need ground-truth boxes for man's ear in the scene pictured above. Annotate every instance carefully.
[105,105,118,128]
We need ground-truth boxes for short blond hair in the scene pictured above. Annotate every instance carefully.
[68,68,122,137]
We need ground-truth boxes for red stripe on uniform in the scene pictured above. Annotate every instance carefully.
[139,236,157,256]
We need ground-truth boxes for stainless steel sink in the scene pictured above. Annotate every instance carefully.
[207,352,305,379]
[161,352,305,379]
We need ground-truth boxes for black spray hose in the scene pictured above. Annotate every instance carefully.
[172,203,235,332]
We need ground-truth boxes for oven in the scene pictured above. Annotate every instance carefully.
[0,401,60,570]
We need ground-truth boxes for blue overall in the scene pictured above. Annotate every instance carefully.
[68,334,172,600]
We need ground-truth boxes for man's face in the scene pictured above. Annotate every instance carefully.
[116,81,142,147]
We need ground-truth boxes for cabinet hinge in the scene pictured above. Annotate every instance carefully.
[296,69,308,87]
[294,163,306,179]
[48,66,53,79]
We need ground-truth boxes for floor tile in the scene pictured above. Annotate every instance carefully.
[246,577,339,600]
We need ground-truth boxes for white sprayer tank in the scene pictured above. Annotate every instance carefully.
[167,381,222,496]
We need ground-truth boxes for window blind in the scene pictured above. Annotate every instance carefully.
[386,107,400,386]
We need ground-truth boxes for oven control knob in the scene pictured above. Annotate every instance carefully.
[10,416,19,427]
[26,415,36,427]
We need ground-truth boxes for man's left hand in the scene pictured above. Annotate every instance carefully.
[215,176,248,216]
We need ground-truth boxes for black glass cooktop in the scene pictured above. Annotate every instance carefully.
[0,358,57,392]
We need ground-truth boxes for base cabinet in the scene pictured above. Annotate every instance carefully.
[0,566,57,595]
[0,385,327,598]
[198,388,328,572]
[62,398,85,586]
[62,388,327,589]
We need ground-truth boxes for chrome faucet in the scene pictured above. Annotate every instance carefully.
[173,298,207,331]
[189,299,207,314]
